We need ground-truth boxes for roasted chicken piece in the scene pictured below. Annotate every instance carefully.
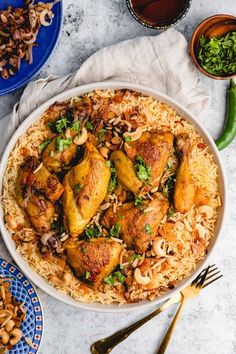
[110,150,142,193]
[25,194,55,233]
[66,238,121,289]
[42,135,77,172]
[16,156,64,204]
[63,141,111,237]
[126,131,174,189]
[173,135,195,213]
[103,193,169,253]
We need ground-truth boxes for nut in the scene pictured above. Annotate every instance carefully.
[0,329,10,345]
[5,215,17,230]
[153,238,166,257]
[123,127,143,141]
[134,268,151,285]
[197,205,214,219]
[99,146,109,158]
[73,128,88,145]
[5,319,15,332]
[111,136,122,145]
[9,328,22,346]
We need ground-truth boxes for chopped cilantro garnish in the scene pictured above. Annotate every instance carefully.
[104,271,125,286]
[85,226,101,239]
[107,161,117,194]
[129,254,142,262]
[85,271,90,280]
[70,120,81,132]
[144,223,153,235]
[135,156,151,183]
[39,139,51,151]
[98,128,107,141]
[168,209,175,218]
[161,174,176,201]
[85,121,94,131]
[56,137,72,152]
[118,214,125,220]
[134,196,144,209]
[110,223,121,238]
[49,150,54,157]
[124,135,132,142]
[74,183,82,193]
[104,274,115,286]
[55,117,70,133]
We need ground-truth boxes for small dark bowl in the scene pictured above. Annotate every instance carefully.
[189,14,236,80]
[126,0,192,30]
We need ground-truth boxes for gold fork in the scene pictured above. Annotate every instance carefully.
[156,265,223,354]
[91,265,220,354]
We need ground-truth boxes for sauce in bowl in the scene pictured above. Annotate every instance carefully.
[127,0,191,29]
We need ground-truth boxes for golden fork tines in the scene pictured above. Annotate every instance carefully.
[91,265,221,354]
[156,265,223,354]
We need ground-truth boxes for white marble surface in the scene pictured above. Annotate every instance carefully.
[0,1,236,353]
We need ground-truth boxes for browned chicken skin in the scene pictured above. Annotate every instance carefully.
[25,194,55,233]
[17,156,64,204]
[66,238,121,289]
[103,192,169,254]
[63,141,111,238]
[126,131,174,189]
[173,135,195,213]
[42,135,77,172]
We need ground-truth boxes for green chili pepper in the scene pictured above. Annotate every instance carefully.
[215,79,236,150]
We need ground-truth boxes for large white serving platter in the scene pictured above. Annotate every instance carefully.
[0,81,227,312]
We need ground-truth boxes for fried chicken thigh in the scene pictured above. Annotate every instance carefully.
[103,193,169,253]
[66,238,121,289]
[126,131,174,189]
[173,135,195,213]
[17,156,64,204]
[63,141,111,238]
[25,194,54,233]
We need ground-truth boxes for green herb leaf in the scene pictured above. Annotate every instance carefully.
[70,121,81,132]
[124,135,132,142]
[167,209,175,218]
[85,121,94,131]
[129,254,142,262]
[55,117,70,133]
[198,32,236,75]
[104,274,115,286]
[107,161,117,194]
[74,183,82,193]
[144,223,153,235]
[85,271,90,280]
[39,139,51,150]
[56,137,72,152]
[49,150,54,157]
[161,174,175,201]
[134,196,144,209]
[85,226,101,239]
[104,271,125,286]
[110,223,121,238]
[118,214,125,220]
[98,128,107,141]
[135,156,151,183]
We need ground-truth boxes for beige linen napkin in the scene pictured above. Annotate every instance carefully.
[0,28,209,158]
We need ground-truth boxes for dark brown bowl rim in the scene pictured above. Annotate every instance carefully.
[126,0,192,30]
[189,14,236,80]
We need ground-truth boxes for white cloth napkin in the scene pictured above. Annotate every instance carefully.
[0,28,209,158]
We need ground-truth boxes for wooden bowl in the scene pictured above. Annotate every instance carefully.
[189,14,236,80]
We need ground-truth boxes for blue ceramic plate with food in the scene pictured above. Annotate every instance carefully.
[0,258,43,353]
[0,0,63,96]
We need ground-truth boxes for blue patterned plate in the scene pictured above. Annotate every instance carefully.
[0,258,43,354]
[0,0,63,96]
